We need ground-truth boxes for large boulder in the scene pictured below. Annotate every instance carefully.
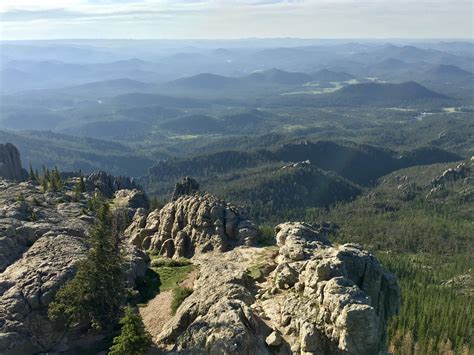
[126,192,260,258]
[0,143,26,182]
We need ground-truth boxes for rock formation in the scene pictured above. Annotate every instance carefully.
[0,143,26,181]
[0,178,147,354]
[171,176,200,201]
[126,192,259,258]
[431,161,471,186]
[86,170,141,197]
[266,222,400,354]
[151,222,400,355]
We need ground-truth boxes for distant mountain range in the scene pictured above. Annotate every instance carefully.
[267,81,452,107]
[165,68,356,91]
[328,81,449,103]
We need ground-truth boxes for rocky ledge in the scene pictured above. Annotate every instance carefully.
[151,221,400,355]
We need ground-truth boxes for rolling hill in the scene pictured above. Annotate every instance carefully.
[166,73,239,90]
[310,69,355,83]
[330,81,448,103]
[143,140,462,200]
[211,162,362,222]
[243,68,313,85]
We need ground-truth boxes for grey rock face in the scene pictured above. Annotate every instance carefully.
[126,192,260,258]
[149,222,399,355]
[268,222,401,354]
[157,249,272,354]
[113,189,149,210]
[171,176,200,201]
[0,179,147,354]
[0,143,26,182]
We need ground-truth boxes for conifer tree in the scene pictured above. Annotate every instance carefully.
[29,164,37,181]
[48,203,125,330]
[109,306,152,355]
[49,167,63,191]
[73,171,86,200]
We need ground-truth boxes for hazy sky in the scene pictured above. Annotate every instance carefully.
[0,0,473,40]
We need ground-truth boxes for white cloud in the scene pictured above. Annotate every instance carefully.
[0,0,472,39]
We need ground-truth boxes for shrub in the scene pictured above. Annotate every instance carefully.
[171,287,193,315]
[150,257,192,268]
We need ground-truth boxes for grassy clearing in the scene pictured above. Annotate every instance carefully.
[135,257,194,305]
[155,265,194,292]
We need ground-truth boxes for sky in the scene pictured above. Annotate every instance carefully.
[0,0,473,40]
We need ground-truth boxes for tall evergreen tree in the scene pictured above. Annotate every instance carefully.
[28,164,37,181]
[109,306,152,355]
[48,203,125,330]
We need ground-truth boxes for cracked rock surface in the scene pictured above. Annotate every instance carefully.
[126,192,259,258]
[0,178,147,354]
[148,222,400,355]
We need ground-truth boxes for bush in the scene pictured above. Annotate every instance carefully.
[150,257,192,268]
[171,287,193,314]
[257,225,276,246]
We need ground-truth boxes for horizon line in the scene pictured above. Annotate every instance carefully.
[2,37,474,42]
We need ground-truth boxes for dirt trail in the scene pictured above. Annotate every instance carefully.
[141,266,199,351]
[140,290,173,342]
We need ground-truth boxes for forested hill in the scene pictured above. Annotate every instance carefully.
[143,140,463,223]
[144,140,462,194]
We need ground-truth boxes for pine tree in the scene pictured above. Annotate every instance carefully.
[73,171,86,200]
[29,164,37,181]
[49,167,63,191]
[48,203,125,330]
[109,306,152,355]
[78,170,86,192]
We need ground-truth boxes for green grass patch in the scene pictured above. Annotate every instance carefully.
[171,287,193,315]
[134,259,194,305]
[245,247,279,281]
[154,265,194,292]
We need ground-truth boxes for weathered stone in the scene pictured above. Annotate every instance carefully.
[86,170,141,197]
[128,192,260,258]
[0,143,26,182]
[0,178,147,354]
[266,331,282,346]
[268,222,401,355]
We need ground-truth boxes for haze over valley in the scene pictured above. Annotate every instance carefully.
[0,1,473,353]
